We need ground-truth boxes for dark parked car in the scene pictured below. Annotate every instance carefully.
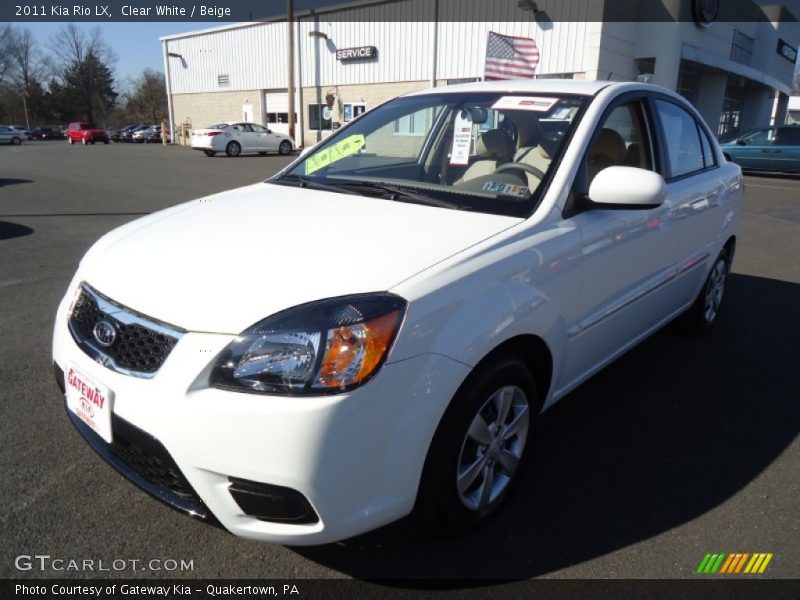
[110,125,137,142]
[32,127,62,140]
[119,125,147,143]
[721,124,800,173]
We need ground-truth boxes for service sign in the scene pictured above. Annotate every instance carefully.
[777,39,798,63]
[65,365,114,443]
[336,46,378,61]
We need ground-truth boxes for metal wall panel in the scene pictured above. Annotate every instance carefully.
[164,0,593,95]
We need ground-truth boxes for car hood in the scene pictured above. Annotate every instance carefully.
[79,182,520,333]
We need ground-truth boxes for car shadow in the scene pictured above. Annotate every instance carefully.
[0,221,34,240]
[292,274,799,584]
[0,178,33,187]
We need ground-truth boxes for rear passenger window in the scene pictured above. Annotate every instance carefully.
[698,125,716,168]
[654,99,705,178]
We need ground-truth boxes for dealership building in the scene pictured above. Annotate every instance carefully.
[160,0,800,147]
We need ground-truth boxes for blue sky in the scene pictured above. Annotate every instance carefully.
[19,22,224,85]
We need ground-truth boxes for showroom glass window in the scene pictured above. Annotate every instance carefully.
[309,104,332,131]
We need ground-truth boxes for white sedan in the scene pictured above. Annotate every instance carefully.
[53,80,742,545]
[191,122,295,157]
[0,126,25,145]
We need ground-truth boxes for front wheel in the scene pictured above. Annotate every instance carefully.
[279,140,293,156]
[682,250,730,335]
[416,353,537,533]
[68,138,74,145]
[225,141,241,157]
[11,136,22,145]
[81,137,88,145]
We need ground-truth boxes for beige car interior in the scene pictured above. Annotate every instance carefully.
[453,129,516,185]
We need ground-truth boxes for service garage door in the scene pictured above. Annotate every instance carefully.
[264,91,290,135]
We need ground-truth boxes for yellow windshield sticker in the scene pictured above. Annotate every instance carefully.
[304,134,366,175]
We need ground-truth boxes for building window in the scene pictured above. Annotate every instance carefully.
[217,74,230,87]
[676,60,700,105]
[394,110,427,136]
[718,76,745,141]
[730,29,754,66]
[635,58,656,83]
[308,104,332,131]
[267,112,296,124]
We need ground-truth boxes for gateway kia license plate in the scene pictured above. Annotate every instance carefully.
[65,365,114,443]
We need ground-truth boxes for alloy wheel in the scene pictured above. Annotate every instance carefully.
[703,259,726,324]
[456,385,530,512]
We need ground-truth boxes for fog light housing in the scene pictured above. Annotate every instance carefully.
[228,477,319,524]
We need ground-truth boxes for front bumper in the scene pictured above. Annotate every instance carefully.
[52,282,469,545]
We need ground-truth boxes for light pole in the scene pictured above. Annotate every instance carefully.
[20,92,30,131]
[287,0,296,145]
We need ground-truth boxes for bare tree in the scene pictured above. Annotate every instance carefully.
[7,27,50,94]
[0,24,12,85]
[124,69,167,124]
[51,23,116,71]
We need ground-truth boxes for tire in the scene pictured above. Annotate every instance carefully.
[279,140,293,156]
[225,141,241,157]
[11,136,21,145]
[416,353,537,533]
[203,150,216,157]
[68,138,74,145]
[103,139,109,144]
[81,137,88,145]
[682,249,730,335]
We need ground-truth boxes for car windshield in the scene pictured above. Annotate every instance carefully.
[80,123,98,130]
[277,91,587,217]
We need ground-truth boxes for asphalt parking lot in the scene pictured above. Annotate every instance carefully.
[1,141,798,582]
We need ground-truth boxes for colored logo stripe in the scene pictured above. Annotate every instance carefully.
[697,553,773,574]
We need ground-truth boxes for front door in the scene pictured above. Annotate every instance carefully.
[560,96,683,389]
[733,127,777,170]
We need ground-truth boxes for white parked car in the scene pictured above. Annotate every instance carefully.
[191,121,295,157]
[53,80,742,545]
[0,125,25,145]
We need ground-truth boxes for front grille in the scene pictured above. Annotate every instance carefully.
[109,416,201,503]
[68,284,183,377]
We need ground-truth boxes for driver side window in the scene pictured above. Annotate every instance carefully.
[587,100,653,184]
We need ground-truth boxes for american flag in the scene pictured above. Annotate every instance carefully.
[484,31,540,80]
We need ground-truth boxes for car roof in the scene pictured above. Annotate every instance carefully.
[405,79,615,98]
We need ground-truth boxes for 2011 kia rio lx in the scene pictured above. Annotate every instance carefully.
[53,80,743,545]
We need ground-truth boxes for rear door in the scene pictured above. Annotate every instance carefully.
[650,95,733,298]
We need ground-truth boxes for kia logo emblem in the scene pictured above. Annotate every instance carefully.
[93,320,117,347]
[692,0,719,27]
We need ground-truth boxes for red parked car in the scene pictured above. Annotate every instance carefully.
[67,121,109,145]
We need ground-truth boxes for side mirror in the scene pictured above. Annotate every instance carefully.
[588,166,666,209]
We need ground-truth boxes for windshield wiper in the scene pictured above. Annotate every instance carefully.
[331,181,463,210]
[270,174,356,195]
[272,175,463,210]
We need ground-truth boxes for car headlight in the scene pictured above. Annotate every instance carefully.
[210,294,406,395]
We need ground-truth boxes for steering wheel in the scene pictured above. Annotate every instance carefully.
[494,162,547,181]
